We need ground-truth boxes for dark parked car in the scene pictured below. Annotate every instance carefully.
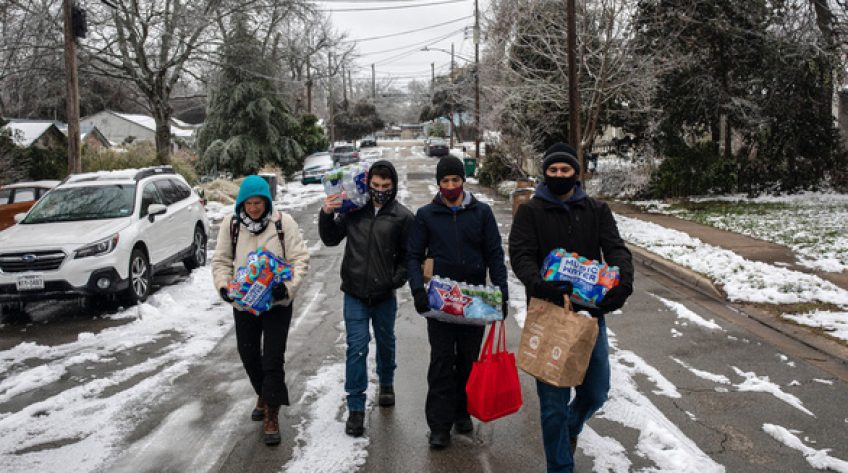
[359,138,377,148]
[425,138,449,157]
[331,144,360,166]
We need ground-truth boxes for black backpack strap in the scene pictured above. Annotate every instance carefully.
[275,213,287,259]
[230,215,240,256]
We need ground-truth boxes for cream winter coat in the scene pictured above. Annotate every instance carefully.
[212,211,309,307]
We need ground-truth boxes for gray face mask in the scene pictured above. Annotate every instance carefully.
[369,187,392,205]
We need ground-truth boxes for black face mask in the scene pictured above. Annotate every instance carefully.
[545,175,578,196]
[369,187,393,206]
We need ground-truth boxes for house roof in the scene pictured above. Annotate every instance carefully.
[103,111,197,138]
[1,121,61,147]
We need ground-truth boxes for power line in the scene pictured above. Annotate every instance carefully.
[358,27,466,57]
[340,16,472,43]
[318,0,469,13]
[373,28,466,66]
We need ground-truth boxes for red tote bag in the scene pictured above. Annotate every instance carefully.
[466,321,523,422]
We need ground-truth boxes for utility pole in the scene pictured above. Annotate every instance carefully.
[474,0,481,161]
[348,70,353,101]
[329,53,335,145]
[306,55,312,114]
[342,66,348,105]
[566,0,583,180]
[63,0,81,174]
[431,62,435,100]
[449,42,455,148]
[371,64,376,99]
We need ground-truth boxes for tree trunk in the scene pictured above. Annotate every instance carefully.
[810,0,836,127]
[150,98,173,165]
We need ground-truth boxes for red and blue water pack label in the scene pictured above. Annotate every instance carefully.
[425,276,503,325]
[541,248,620,308]
[227,247,293,315]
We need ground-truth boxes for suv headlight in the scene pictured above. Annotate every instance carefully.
[75,234,120,259]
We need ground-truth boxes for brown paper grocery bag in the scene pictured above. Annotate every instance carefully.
[517,296,599,387]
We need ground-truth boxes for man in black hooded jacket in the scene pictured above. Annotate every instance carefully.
[509,142,633,473]
[319,160,414,437]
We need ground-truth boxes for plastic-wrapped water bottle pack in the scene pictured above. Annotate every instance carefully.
[227,247,293,315]
[321,163,370,213]
[540,248,620,308]
[424,276,503,325]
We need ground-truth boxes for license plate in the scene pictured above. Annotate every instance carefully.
[16,274,45,291]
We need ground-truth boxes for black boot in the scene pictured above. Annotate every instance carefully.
[263,406,281,445]
[454,417,473,434]
[345,411,365,437]
[429,430,450,449]
[251,396,266,421]
[378,385,395,407]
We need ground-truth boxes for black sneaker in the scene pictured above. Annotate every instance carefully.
[429,430,450,449]
[345,411,365,437]
[378,385,395,407]
[454,417,473,434]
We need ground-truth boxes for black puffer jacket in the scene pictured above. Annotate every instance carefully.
[508,182,633,314]
[319,160,414,304]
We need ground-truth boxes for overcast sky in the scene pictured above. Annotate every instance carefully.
[319,0,490,87]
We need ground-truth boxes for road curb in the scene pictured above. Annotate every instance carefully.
[628,243,848,370]
[627,243,726,300]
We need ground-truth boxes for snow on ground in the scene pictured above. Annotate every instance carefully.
[670,357,732,385]
[732,367,814,416]
[763,424,848,472]
[0,268,232,473]
[781,310,848,342]
[633,192,848,273]
[651,294,724,331]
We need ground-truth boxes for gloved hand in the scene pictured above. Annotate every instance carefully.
[598,283,632,313]
[272,283,289,301]
[219,288,234,303]
[501,301,509,321]
[413,288,430,314]
[532,280,573,306]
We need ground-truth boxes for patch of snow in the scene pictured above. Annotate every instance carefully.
[781,310,848,343]
[732,366,814,416]
[651,294,723,331]
[670,357,731,385]
[763,424,848,472]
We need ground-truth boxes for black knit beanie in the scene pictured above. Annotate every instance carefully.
[542,142,580,175]
[436,155,465,183]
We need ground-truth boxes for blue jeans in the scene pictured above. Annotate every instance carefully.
[535,317,610,473]
[343,293,398,412]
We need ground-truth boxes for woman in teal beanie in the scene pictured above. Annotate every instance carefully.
[212,175,310,445]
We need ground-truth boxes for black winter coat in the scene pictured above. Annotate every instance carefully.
[508,183,633,314]
[407,192,509,300]
[319,160,414,304]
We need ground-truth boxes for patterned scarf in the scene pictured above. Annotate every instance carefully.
[238,208,271,234]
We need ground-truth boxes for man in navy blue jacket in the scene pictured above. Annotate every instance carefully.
[407,155,509,449]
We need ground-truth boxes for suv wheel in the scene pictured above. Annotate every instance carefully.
[121,248,150,305]
[183,226,207,271]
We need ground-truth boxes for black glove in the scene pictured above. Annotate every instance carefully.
[219,288,233,303]
[598,283,632,313]
[501,301,509,321]
[413,288,430,314]
[272,283,289,301]
[532,280,573,306]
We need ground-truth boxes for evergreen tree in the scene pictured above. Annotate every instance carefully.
[196,16,304,177]
[333,99,384,142]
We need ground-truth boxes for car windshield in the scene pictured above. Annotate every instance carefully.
[23,185,136,223]
[333,146,355,153]
[304,155,333,169]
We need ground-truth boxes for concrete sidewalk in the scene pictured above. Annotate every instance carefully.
[608,200,848,292]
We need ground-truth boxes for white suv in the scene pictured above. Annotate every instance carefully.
[0,166,209,308]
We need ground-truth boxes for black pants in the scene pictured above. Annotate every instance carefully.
[233,303,293,408]
[425,318,485,433]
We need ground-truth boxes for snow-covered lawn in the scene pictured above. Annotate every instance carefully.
[633,193,848,273]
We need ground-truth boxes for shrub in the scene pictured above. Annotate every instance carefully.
[82,142,198,184]
[649,142,738,197]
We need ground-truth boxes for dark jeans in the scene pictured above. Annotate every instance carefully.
[343,293,398,412]
[425,318,485,433]
[535,317,610,473]
[233,303,293,408]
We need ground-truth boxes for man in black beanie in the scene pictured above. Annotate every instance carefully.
[407,154,509,449]
[508,142,634,473]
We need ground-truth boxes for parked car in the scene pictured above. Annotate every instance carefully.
[0,166,209,308]
[426,138,450,157]
[331,144,360,166]
[359,138,378,148]
[0,180,60,232]
[301,152,335,185]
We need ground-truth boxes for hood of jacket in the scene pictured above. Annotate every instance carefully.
[234,175,273,216]
[368,159,399,205]
[534,181,588,209]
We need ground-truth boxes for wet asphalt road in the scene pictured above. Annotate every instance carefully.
[2,145,847,472]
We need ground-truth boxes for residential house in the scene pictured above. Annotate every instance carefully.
[80,110,199,148]
[1,120,66,150]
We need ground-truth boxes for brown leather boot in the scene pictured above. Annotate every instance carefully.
[263,406,281,445]
[251,396,266,421]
